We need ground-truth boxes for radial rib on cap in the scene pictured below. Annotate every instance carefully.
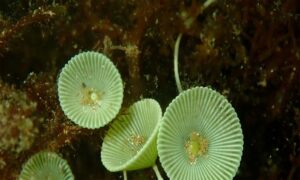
[19,151,74,180]
[58,51,123,129]
[101,99,162,171]
[157,86,243,180]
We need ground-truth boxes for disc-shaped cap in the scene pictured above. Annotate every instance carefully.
[19,151,74,180]
[58,51,123,129]
[101,99,162,171]
[158,87,243,180]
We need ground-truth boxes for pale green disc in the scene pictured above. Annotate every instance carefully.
[101,99,162,171]
[158,86,243,180]
[19,151,74,180]
[58,51,123,129]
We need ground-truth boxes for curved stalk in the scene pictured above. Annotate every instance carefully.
[174,33,183,93]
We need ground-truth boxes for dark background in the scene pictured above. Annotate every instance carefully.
[0,0,299,179]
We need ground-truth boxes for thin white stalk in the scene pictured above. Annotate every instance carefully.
[203,0,216,9]
[174,33,183,93]
[123,170,127,180]
[152,164,164,180]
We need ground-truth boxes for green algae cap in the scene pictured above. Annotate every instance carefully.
[101,99,162,171]
[19,151,74,180]
[157,87,243,180]
[58,51,123,129]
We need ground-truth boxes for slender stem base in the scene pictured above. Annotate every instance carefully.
[123,170,127,180]
[153,164,164,180]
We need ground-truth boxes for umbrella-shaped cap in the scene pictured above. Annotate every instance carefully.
[101,99,162,171]
[19,151,74,180]
[158,86,243,180]
[58,51,123,129]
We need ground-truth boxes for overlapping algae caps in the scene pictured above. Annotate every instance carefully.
[157,87,243,180]
[19,151,74,180]
[101,99,162,172]
[57,51,123,129]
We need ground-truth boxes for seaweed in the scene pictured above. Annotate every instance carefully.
[0,0,299,179]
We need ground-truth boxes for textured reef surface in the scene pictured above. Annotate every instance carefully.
[0,0,299,179]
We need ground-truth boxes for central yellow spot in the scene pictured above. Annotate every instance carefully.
[184,131,208,165]
[80,86,103,107]
[127,134,145,154]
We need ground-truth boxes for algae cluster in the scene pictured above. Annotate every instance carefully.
[0,0,299,179]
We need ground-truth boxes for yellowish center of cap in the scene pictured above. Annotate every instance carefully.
[185,131,208,165]
[127,134,145,155]
[80,85,103,108]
